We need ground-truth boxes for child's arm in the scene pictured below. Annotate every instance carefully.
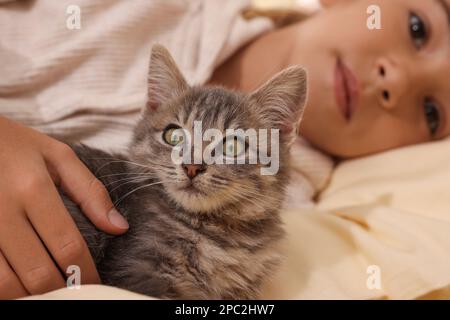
[0,116,129,299]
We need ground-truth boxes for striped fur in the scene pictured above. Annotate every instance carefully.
[62,45,307,299]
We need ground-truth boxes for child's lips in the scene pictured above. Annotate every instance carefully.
[334,58,360,121]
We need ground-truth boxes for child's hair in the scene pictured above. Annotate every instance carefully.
[242,7,308,28]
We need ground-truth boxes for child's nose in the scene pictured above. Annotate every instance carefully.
[375,57,409,110]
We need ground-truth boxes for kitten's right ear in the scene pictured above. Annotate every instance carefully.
[147,44,188,112]
[250,65,308,145]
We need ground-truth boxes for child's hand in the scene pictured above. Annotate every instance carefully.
[0,116,129,299]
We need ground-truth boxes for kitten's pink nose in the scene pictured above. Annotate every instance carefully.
[182,164,206,179]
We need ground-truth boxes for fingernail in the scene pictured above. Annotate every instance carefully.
[107,208,129,229]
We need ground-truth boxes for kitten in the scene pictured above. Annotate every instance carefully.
[62,45,308,299]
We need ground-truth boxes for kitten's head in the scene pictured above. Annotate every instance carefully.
[130,45,308,217]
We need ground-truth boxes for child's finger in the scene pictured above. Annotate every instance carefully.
[45,143,129,235]
[24,173,101,285]
[0,251,28,299]
[0,212,66,295]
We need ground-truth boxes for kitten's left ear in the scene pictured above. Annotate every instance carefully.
[147,44,189,112]
[250,65,308,144]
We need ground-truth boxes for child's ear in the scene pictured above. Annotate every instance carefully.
[147,44,188,112]
[250,66,308,144]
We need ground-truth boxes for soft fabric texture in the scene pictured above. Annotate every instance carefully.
[284,137,335,208]
[262,137,450,300]
[23,285,153,300]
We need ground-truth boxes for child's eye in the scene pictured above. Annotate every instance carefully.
[409,12,429,49]
[424,98,440,137]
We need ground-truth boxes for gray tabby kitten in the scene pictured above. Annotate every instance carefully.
[63,45,307,299]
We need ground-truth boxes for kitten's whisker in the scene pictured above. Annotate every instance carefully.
[99,172,155,179]
[113,181,169,207]
[232,184,281,208]
[233,193,266,211]
[239,189,279,203]
[94,160,153,175]
[118,160,154,170]
[148,163,173,169]
[109,176,154,193]
[104,175,153,187]
[227,191,266,212]
[87,157,149,169]
[233,183,280,201]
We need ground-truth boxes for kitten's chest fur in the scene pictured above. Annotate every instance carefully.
[63,145,284,299]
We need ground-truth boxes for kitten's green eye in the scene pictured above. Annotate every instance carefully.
[409,12,428,49]
[163,125,185,146]
[223,136,246,158]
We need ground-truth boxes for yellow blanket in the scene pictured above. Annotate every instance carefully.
[262,137,450,299]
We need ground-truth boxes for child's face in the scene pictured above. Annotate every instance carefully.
[294,0,450,158]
